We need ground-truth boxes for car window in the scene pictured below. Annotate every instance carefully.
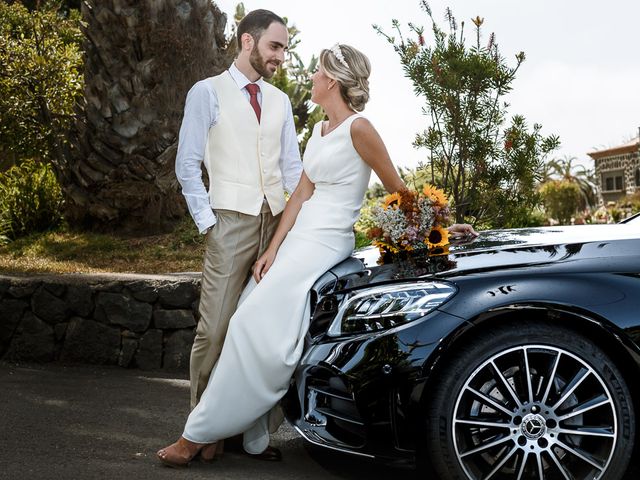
[621,212,640,224]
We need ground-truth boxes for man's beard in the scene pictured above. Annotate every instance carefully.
[249,44,278,79]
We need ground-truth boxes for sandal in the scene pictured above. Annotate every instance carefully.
[200,439,224,463]
[156,437,214,468]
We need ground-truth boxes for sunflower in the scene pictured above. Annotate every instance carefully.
[423,184,448,206]
[426,225,450,248]
[373,240,399,254]
[384,192,402,209]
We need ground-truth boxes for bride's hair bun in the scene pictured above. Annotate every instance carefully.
[320,44,371,112]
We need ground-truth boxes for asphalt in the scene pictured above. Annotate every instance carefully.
[2,362,639,480]
[0,362,415,480]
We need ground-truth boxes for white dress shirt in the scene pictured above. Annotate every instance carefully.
[175,63,303,233]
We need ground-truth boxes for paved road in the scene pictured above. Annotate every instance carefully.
[1,362,638,480]
[0,362,413,480]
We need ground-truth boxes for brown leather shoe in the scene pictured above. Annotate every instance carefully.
[243,445,282,462]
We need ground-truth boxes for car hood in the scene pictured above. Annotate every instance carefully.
[332,223,640,290]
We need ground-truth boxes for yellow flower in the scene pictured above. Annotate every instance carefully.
[472,16,484,27]
[426,225,449,248]
[384,192,402,209]
[373,240,399,254]
[422,184,448,206]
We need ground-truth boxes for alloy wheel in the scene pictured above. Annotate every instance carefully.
[452,345,617,480]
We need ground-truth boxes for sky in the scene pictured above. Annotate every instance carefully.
[214,0,640,178]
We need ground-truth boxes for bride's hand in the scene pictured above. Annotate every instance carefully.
[253,249,277,283]
[448,223,479,238]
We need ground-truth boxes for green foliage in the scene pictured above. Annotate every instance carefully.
[0,159,64,240]
[588,192,640,224]
[543,155,597,209]
[539,180,582,225]
[0,1,83,166]
[354,229,371,249]
[618,192,640,214]
[375,2,559,228]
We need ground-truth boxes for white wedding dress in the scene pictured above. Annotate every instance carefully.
[182,113,371,453]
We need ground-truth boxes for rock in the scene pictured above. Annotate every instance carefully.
[31,287,69,324]
[54,323,68,341]
[65,284,94,317]
[128,281,158,303]
[163,329,195,371]
[91,280,123,293]
[119,337,138,367]
[8,280,39,299]
[94,292,152,332]
[0,299,29,352]
[153,309,196,329]
[134,329,162,370]
[5,312,55,362]
[60,318,121,364]
[157,281,198,309]
[44,282,66,297]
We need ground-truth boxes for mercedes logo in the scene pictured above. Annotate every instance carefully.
[521,413,547,439]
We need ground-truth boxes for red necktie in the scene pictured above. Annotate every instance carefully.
[245,83,261,123]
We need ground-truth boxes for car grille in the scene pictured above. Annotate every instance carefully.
[304,367,366,448]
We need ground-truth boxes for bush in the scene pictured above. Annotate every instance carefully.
[0,159,64,239]
[539,180,582,225]
[0,2,83,165]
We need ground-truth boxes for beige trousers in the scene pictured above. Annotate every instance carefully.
[190,202,280,409]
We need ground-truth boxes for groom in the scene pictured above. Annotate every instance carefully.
[175,9,302,460]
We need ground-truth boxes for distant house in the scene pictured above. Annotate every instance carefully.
[588,135,640,203]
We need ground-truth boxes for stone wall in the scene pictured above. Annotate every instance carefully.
[0,273,201,371]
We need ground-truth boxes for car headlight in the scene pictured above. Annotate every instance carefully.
[326,281,457,337]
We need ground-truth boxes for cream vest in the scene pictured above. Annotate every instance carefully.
[204,72,286,216]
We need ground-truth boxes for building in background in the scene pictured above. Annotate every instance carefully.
[588,132,640,204]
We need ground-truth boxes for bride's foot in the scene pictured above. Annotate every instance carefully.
[200,439,224,463]
[156,437,212,468]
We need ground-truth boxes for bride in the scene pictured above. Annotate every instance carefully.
[157,43,475,467]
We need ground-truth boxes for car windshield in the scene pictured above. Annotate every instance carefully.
[621,212,640,224]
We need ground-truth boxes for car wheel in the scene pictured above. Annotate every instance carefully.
[424,322,635,480]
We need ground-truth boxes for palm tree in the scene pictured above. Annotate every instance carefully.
[62,0,233,233]
[545,155,598,209]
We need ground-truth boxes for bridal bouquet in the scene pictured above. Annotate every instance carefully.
[367,185,451,255]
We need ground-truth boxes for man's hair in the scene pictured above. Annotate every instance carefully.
[236,9,286,49]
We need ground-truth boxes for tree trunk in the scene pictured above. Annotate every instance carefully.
[62,0,233,233]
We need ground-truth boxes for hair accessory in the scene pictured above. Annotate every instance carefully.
[330,43,350,70]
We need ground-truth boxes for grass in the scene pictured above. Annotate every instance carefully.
[0,218,205,274]
[0,218,375,275]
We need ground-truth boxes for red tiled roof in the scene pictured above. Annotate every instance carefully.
[588,137,639,159]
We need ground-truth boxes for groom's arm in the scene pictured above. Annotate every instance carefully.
[175,80,218,234]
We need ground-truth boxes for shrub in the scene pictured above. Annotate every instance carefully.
[539,180,582,225]
[0,159,64,239]
[0,2,83,165]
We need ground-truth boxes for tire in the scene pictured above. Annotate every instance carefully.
[424,321,635,480]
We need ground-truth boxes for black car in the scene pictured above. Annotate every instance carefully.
[284,215,640,480]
